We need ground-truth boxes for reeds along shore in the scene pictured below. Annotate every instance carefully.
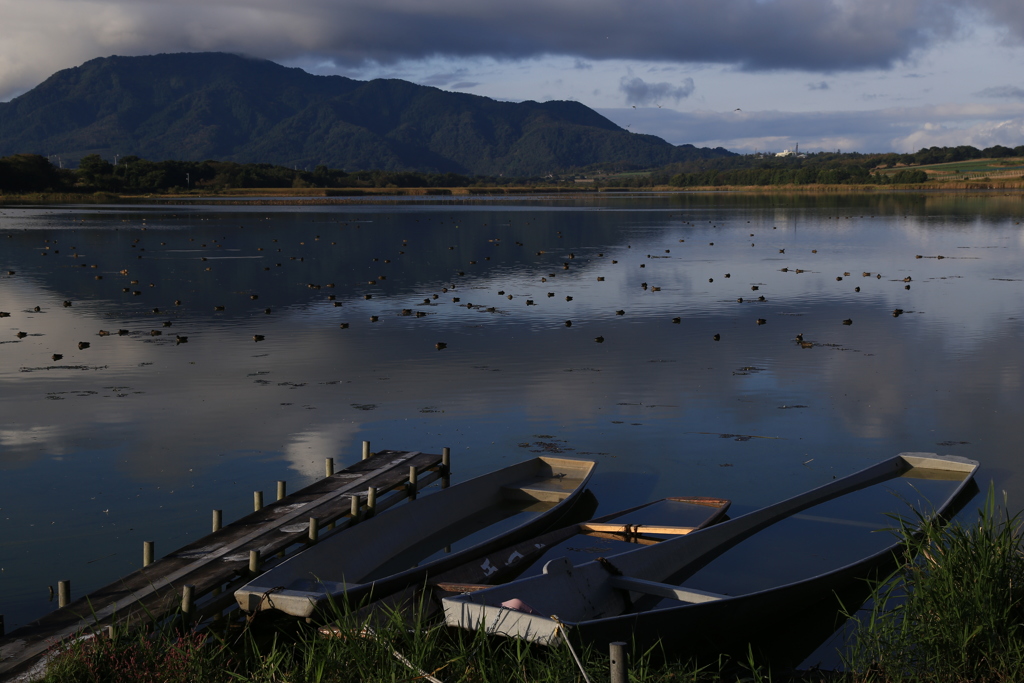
[34,488,1024,683]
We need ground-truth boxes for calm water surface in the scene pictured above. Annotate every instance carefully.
[1,192,1023,641]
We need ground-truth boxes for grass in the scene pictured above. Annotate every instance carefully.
[37,488,1024,683]
[845,486,1024,682]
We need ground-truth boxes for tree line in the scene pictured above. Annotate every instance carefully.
[2,143,1023,194]
[0,154,496,193]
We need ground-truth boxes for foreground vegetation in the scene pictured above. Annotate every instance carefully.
[34,489,1024,683]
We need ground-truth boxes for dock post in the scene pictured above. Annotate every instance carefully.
[58,580,70,608]
[362,440,371,460]
[104,625,115,640]
[277,480,286,501]
[182,584,195,620]
[249,550,261,574]
[254,491,263,511]
[309,517,319,543]
[408,465,418,499]
[143,541,155,567]
[350,495,360,522]
[212,509,222,532]
[442,447,451,489]
[367,487,377,516]
[325,457,334,477]
[610,642,627,683]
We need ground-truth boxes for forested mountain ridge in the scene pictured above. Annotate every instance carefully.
[0,52,734,175]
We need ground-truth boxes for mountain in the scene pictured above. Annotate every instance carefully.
[0,53,734,176]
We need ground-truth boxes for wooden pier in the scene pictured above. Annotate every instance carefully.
[0,446,448,681]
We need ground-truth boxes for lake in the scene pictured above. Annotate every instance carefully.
[1,191,1021,652]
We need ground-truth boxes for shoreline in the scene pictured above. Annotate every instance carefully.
[1,182,1023,205]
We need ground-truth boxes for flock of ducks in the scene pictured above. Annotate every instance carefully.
[2,212,917,359]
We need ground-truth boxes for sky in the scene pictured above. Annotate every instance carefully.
[2,0,1024,153]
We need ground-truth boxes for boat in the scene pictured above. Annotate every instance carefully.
[442,452,979,652]
[235,455,596,617]
[430,496,731,593]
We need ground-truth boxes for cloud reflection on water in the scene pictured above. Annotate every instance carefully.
[1,193,1024,630]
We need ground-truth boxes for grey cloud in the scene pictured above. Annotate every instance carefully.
[975,86,1024,99]
[450,81,480,89]
[620,76,694,105]
[808,81,830,90]
[0,0,973,101]
[573,59,593,70]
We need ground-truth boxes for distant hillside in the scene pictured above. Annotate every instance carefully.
[0,53,735,176]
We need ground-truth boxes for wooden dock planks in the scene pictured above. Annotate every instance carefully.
[0,449,445,681]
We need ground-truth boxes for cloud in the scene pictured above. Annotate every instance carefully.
[0,0,982,101]
[808,81,830,90]
[596,102,1024,153]
[975,85,1024,99]
[619,76,695,106]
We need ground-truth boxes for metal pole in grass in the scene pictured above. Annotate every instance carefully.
[609,642,627,683]
[442,447,451,488]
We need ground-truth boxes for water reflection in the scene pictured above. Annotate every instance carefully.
[0,193,1021,637]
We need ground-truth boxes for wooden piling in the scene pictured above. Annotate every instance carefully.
[442,447,451,489]
[249,550,261,574]
[408,465,418,500]
[325,457,334,477]
[143,541,154,567]
[212,509,222,532]
[367,486,377,516]
[181,585,195,618]
[277,480,286,501]
[254,491,263,511]
[362,440,371,460]
[57,581,70,608]
[350,495,360,521]
[610,642,627,683]
[308,517,319,543]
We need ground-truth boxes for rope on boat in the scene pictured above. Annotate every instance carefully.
[550,615,592,683]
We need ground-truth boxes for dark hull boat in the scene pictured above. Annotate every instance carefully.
[443,453,978,651]
[236,456,595,617]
